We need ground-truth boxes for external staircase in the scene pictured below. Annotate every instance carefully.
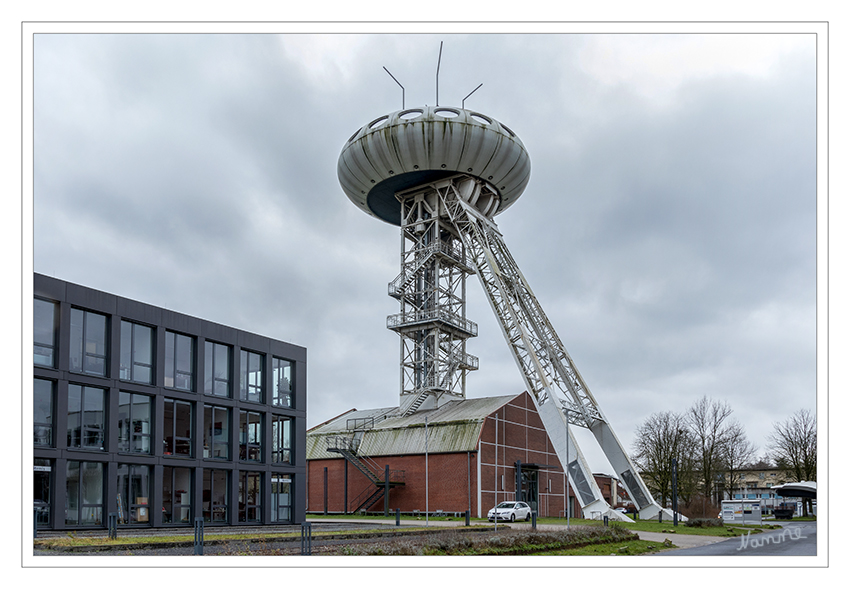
[325,421,405,513]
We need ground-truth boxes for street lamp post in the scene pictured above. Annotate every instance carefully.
[425,416,429,527]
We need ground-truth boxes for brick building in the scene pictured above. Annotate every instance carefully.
[306,393,579,518]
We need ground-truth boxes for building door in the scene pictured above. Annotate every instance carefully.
[521,468,539,514]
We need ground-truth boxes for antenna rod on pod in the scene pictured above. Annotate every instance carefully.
[462,83,483,109]
[383,66,405,110]
[436,41,443,106]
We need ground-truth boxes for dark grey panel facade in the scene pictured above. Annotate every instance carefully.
[32,273,307,529]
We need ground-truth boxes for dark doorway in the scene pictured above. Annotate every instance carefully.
[520,468,539,514]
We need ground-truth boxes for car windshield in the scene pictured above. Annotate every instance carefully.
[496,502,516,509]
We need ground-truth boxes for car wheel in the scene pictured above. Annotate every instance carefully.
[525,513,531,521]
[510,514,515,522]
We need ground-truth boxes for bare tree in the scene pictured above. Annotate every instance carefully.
[768,409,817,515]
[687,396,733,515]
[631,411,695,508]
[747,453,774,469]
[720,419,757,501]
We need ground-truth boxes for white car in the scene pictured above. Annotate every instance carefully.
[488,501,532,522]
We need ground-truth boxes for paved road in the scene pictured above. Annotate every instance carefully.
[657,521,816,556]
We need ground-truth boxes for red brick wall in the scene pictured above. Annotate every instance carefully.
[478,392,573,518]
[307,393,578,518]
[308,452,477,514]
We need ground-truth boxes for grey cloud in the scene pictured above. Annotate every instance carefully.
[32,32,817,466]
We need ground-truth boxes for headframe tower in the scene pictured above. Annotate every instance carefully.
[338,100,675,521]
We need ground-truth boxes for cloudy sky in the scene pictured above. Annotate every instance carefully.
[30,29,819,473]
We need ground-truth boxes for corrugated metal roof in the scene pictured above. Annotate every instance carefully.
[306,395,516,460]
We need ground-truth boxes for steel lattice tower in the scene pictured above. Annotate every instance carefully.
[338,105,676,522]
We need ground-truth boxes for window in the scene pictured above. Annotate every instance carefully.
[67,384,106,450]
[270,474,291,523]
[120,321,154,384]
[240,350,263,403]
[272,415,292,464]
[34,459,52,528]
[70,308,108,376]
[118,392,151,454]
[238,471,261,523]
[239,410,262,462]
[34,298,57,367]
[117,464,151,525]
[165,331,194,391]
[65,461,103,526]
[204,341,231,397]
[34,378,54,447]
[162,466,193,524]
[163,398,193,457]
[203,469,229,523]
[272,357,292,407]
[203,405,230,460]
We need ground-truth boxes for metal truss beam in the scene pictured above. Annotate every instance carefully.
[430,175,672,521]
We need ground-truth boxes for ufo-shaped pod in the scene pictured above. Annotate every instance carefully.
[338,106,531,225]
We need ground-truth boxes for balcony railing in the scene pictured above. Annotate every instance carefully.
[387,307,478,337]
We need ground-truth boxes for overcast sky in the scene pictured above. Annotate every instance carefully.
[31,31,817,473]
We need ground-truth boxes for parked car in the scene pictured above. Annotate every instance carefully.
[488,501,532,522]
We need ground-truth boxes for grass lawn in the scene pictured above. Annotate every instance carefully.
[536,517,773,537]
[306,513,772,537]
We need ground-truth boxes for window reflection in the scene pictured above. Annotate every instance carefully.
[34,299,57,367]
[165,331,194,391]
[70,309,108,376]
[272,357,292,407]
[163,398,192,457]
[67,384,105,450]
[240,350,263,403]
[118,392,151,454]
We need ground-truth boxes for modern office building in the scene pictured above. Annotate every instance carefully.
[32,273,306,530]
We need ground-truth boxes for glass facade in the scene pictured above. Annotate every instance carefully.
[163,466,193,524]
[34,298,57,367]
[33,275,303,530]
[67,384,106,450]
[117,464,151,525]
[120,321,154,384]
[66,461,103,526]
[203,469,229,523]
[238,471,261,523]
[34,378,54,447]
[118,392,152,454]
[270,474,291,523]
[272,415,292,464]
[34,459,52,527]
[70,308,108,376]
[204,404,230,460]
[163,398,193,457]
[239,410,262,462]
[272,357,293,407]
[240,350,263,403]
[204,341,231,397]
[165,331,194,391]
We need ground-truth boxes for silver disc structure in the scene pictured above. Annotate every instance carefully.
[338,105,675,521]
